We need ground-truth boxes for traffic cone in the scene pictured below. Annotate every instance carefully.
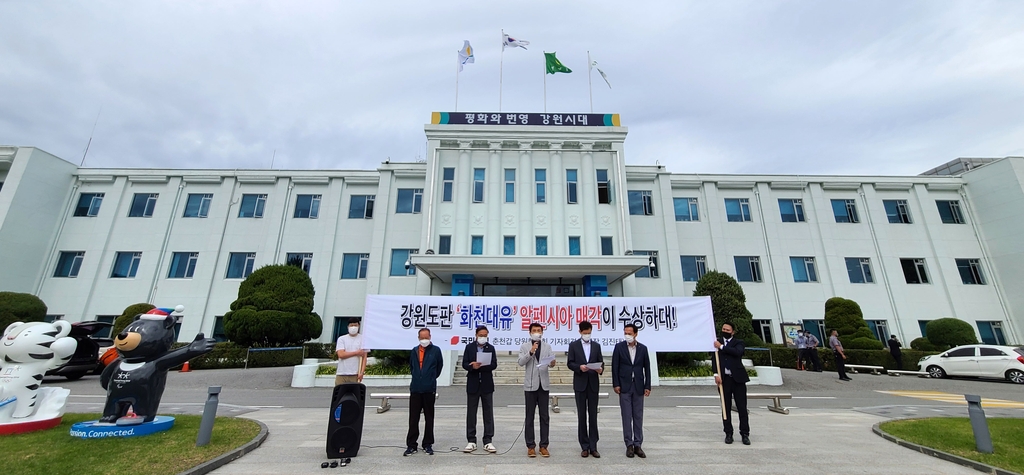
[180,361,191,372]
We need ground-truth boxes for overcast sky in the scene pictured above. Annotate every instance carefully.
[2,1,1023,176]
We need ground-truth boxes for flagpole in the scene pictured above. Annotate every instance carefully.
[455,51,460,112]
[543,62,547,113]
[499,29,504,112]
[587,51,593,113]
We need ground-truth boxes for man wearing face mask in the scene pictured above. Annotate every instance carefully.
[713,322,750,446]
[566,320,603,458]
[462,325,498,454]
[518,322,557,457]
[611,323,651,458]
[335,318,367,385]
[405,328,443,456]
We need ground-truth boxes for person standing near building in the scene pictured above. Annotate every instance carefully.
[611,323,651,458]
[794,330,807,371]
[518,323,556,458]
[567,321,603,458]
[463,325,498,454]
[888,335,903,370]
[335,318,367,385]
[829,329,851,381]
[404,328,443,456]
[713,322,750,445]
[804,331,823,372]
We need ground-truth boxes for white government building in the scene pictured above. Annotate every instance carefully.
[0,112,1021,350]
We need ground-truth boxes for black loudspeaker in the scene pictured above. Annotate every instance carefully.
[327,383,366,458]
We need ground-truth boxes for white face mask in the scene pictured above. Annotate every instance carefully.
[477,337,488,345]
[530,333,542,341]
[624,335,635,343]
[419,339,431,347]
[581,333,592,342]
[348,326,359,335]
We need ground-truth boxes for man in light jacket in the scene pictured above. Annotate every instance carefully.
[518,322,557,458]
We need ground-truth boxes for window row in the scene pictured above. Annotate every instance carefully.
[666,196,967,225]
[703,255,986,285]
[439,167,615,205]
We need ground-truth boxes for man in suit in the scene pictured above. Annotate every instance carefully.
[611,323,651,458]
[566,320,603,458]
[463,325,498,453]
[517,322,557,457]
[888,335,903,370]
[405,328,443,456]
[713,322,750,445]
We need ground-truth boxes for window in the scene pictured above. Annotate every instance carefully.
[566,169,578,204]
[936,200,965,224]
[734,256,762,282]
[956,258,986,285]
[900,258,929,284]
[504,169,515,203]
[74,193,104,217]
[867,320,889,341]
[128,193,158,217]
[341,253,369,279]
[396,189,423,214]
[754,319,774,344]
[503,236,515,255]
[980,347,1007,357]
[600,237,613,256]
[438,235,451,255]
[634,251,659,278]
[213,316,227,342]
[442,167,455,202]
[918,320,931,338]
[390,249,418,276]
[96,315,117,339]
[111,251,142,278]
[44,315,64,323]
[725,198,751,222]
[184,193,212,218]
[332,317,351,342]
[473,168,485,203]
[348,195,375,219]
[790,257,818,283]
[946,347,976,358]
[535,169,546,203]
[628,190,654,215]
[778,199,805,222]
[54,251,85,277]
[845,257,874,283]
[238,194,267,218]
[883,199,912,224]
[596,169,611,203]
[536,236,548,256]
[674,197,699,221]
[226,252,256,279]
[294,194,321,219]
[168,252,198,278]
[977,321,1007,345]
[568,236,581,256]
[286,253,313,274]
[803,319,826,345]
[471,236,483,255]
[680,255,708,282]
[831,199,859,223]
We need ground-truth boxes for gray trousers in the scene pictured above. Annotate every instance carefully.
[619,390,645,447]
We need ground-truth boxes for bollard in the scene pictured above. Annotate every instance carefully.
[964,394,993,454]
[196,386,221,447]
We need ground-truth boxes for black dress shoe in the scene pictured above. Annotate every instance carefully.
[725,435,734,444]
[590,450,601,458]
[626,445,635,458]
[634,446,646,458]
[581,450,589,458]
[742,436,750,445]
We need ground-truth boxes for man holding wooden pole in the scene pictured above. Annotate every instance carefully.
[713,322,750,445]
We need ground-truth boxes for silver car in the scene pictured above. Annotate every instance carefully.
[919,345,1024,384]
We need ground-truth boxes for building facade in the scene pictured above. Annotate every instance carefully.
[0,115,1021,349]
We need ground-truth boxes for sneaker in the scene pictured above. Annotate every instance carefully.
[403,447,417,456]
[464,443,477,453]
[424,445,434,455]
[483,443,497,453]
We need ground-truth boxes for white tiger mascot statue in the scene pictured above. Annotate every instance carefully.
[0,320,77,421]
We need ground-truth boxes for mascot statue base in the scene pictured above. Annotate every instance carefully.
[0,320,78,435]
[0,387,71,435]
[70,415,175,439]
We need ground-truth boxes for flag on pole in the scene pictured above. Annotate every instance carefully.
[589,59,611,88]
[544,52,572,74]
[502,33,530,50]
[458,40,474,72]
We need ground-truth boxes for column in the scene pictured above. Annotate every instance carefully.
[455,149,471,254]
[581,149,599,255]
[518,150,533,255]
[487,148,501,254]
[549,150,566,255]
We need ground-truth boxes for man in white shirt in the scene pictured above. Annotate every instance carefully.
[335,318,367,385]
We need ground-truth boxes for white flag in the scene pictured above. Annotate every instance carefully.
[502,33,529,50]
[589,60,612,89]
[458,40,474,72]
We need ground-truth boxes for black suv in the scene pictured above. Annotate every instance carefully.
[46,321,114,380]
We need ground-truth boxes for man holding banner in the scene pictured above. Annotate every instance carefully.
[713,322,750,446]
[518,323,556,458]
[567,321,603,458]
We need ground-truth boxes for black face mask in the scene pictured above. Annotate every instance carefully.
[720,331,733,340]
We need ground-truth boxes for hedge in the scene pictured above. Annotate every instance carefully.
[925,318,978,348]
[747,346,940,371]
[0,291,47,330]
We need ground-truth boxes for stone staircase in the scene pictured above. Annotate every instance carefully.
[453,352,612,386]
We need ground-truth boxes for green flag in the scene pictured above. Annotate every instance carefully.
[545,52,572,74]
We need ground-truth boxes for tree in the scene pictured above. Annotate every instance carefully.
[926,318,978,349]
[112,303,156,337]
[823,297,883,350]
[223,265,323,347]
[0,291,47,330]
[693,271,763,347]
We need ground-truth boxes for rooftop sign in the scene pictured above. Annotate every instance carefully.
[432,112,620,127]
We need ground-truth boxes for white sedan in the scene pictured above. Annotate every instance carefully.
[919,345,1024,384]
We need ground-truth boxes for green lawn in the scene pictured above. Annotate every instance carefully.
[1,413,261,475]
[879,418,1024,474]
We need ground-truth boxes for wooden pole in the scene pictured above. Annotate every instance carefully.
[715,348,727,421]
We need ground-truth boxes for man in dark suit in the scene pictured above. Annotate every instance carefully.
[713,322,750,445]
[462,325,498,453]
[566,320,603,458]
[888,335,903,370]
[405,328,443,456]
[611,323,651,458]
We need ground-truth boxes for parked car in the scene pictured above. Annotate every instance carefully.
[46,321,114,380]
[919,344,1024,384]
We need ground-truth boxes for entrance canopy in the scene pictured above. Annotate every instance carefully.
[409,255,650,284]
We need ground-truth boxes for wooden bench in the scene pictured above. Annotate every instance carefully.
[368,393,439,414]
[549,393,610,413]
[886,369,928,377]
[747,393,793,414]
[845,364,884,375]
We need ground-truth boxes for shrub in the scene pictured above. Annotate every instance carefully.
[371,349,411,366]
[746,346,940,371]
[0,292,47,330]
[926,318,978,348]
[823,297,884,350]
[657,352,709,368]
[223,265,323,347]
[693,271,764,347]
[182,342,305,370]
[910,337,944,352]
[112,303,156,337]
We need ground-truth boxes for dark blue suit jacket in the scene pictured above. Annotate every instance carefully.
[713,337,749,383]
[566,339,603,392]
[611,341,652,394]
[462,342,498,394]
